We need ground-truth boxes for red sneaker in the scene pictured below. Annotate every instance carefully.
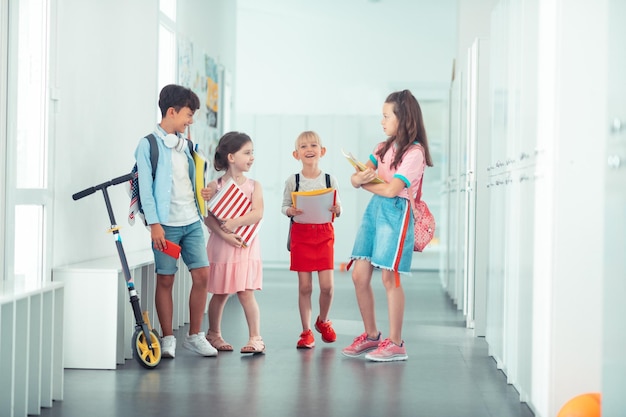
[297,329,315,349]
[314,316,337,343]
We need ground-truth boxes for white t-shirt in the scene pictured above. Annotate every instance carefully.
[166,148,198,226]
[281,171,341,217]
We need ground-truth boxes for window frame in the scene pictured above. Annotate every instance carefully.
[3,0,54,284]
[0,0,8,279]
[158,0,177,96]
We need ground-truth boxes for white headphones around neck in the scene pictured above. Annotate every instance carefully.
[163,133,186,152]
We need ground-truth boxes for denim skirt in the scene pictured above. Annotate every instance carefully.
[350,194,414,274]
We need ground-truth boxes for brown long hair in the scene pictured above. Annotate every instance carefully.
[376,89,433,169]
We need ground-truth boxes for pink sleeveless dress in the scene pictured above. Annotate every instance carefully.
[206,177,263,294]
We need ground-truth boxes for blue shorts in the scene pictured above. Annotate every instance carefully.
[351,195,414,274]
[152,220,209,275]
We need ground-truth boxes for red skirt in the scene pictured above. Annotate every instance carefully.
[290,222,334,272]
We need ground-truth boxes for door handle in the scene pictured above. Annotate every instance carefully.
[610,118,624,135]
[608,155,621,169]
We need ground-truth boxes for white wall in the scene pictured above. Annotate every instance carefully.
[483,0,538,403]
[237,104,446,269]
[235,0,457,115]
[18,0,621,414]
[234,0,456,268]
[0,0,7,278]
[51,0,236,267]
[51,0,159,267]
[178,0,236,70]
[50,1,457,269]
[452,0,606,415]
[444,0,497,316]
[532,1,605,415]
[603,1,626,414]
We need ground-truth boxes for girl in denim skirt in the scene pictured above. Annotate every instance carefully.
[341,90,433,362]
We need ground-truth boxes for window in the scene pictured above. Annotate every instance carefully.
[4,0,50,285]
[16,0,48,189]
[158,0,177,118]
[158,24,176,92]
[160,0,176,21]
[14,205,45,282]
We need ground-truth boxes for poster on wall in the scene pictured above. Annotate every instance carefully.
[203,54,220,181]
[205,55,219,129]
[177,38,221,181]
[178,39,194,90]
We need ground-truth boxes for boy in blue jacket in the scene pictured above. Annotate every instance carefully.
[134,84,216,358]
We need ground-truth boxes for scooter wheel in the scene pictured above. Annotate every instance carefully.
[132,329,161,369]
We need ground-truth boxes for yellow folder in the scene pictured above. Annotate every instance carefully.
[192,147,208,216]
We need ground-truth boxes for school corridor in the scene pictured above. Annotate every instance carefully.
[39,269,534,417]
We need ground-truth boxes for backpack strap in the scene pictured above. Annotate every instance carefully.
[145,134,193,179]
[295,173,328,190]
[145,134,158,179]
[290,174,300,225]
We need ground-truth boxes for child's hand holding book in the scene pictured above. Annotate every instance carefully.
[341,149,385,184]
[291,188,337,224]
[201,182,218,202]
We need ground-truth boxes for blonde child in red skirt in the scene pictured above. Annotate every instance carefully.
[282,131,342,349]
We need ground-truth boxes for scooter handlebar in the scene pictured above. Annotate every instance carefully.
[111,173,134,186]
[72,173,134,201]
[72,187,96,201]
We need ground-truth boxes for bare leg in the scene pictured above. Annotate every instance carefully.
[317,269,334,321]
[188,266,210,335]
[298,271,313,331]
[351,260,378,338]
[237,290,261,338]
[155,274,175,336]
[207,293,229,334]
[381,269,405,345]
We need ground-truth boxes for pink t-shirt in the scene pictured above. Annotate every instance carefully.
[370,142,425,200]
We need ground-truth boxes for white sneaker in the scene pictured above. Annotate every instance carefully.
[183,332,218,357]
[161,335,176,358]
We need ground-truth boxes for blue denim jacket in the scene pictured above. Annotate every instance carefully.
[134,126,200,225]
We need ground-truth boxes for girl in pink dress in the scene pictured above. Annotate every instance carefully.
[201,131,265,354]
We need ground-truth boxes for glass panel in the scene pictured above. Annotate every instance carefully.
[160,0,176,21]
[16,0,48,188]
[158,24,176,120]
[158,25,176,89]
[14,205,44,285]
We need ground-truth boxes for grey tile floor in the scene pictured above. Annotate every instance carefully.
[40,269,534,417]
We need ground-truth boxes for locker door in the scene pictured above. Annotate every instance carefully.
[464,38,490,334]
[602,0,626,414]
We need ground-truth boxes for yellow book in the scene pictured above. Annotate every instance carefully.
[192,146,208,216]
[291,187,337,224]
[341,148,385,184]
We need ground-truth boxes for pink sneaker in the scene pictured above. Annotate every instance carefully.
[364,338,407,362]
[341,332,381,357]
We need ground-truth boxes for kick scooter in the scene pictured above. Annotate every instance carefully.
[73,173,161,369]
